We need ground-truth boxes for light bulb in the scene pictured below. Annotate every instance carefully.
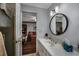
[55,6,59,13]
[50,11,53,16]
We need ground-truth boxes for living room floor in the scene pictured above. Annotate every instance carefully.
[22,32,36,55]
[23,53,37,56]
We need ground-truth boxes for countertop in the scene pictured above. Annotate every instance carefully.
[38,38,79,56]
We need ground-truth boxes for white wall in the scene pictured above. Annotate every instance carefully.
[22,12,36,22]
[48,3,79,45]
[21,4,49,39]
[22,23,36,34]
[27,23,36,33]
[51,17,56,34]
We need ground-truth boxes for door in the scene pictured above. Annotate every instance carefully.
[15,3,22,56]
[56,22,62,35]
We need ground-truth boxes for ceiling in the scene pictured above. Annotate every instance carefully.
[22,3,52,9]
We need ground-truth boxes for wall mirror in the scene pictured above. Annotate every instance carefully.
[49,13,68,35]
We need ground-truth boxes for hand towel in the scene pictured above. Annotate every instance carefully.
[0,32,7,56]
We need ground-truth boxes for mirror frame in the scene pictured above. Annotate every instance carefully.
[49,13,69,35]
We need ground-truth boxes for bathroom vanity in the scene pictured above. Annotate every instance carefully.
[37,38,79,56]
[38,39,51,56]
[37,13,79,56]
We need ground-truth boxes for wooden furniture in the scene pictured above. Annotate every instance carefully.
[22,32,36,55]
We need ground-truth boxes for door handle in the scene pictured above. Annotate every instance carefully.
[16,39,22,43]
[16,36,22,43]
[16,40,22,43]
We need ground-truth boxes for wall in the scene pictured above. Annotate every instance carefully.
[48,3,79,45]
[22,12,36,22]
[21,4,49,39]
[22,11,36,34]
[27,23,36,33]
[22,23,36,34]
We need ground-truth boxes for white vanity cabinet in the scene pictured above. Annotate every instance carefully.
[37,39,51,56]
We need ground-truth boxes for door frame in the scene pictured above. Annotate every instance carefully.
[15,4,38,55]
[15,3,22,56]
[22,11,37,55]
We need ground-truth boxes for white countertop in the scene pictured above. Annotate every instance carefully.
[38,38,79,56]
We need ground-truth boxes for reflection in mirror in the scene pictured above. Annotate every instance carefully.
[49,13,68,35]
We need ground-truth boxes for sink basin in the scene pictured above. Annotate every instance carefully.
[44,39,55,47]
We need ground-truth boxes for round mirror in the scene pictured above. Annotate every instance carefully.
[49,13,68,35]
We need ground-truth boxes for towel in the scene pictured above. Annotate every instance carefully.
[0,32,7,56]
[63,42,73,52]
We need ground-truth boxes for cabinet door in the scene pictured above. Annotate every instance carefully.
[38,41,46,56]
[38,40,51,56]
[38,44,44,56]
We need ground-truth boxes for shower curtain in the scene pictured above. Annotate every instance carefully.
[0,32,7,56]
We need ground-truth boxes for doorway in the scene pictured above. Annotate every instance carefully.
[22,11,37,55]
[56,22,62,35]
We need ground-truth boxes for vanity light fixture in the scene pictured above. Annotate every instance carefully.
[50,9,55,16]
[50,6,59,17]
[55,6,59,13]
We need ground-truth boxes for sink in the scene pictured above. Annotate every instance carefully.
[44,39,55,47]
